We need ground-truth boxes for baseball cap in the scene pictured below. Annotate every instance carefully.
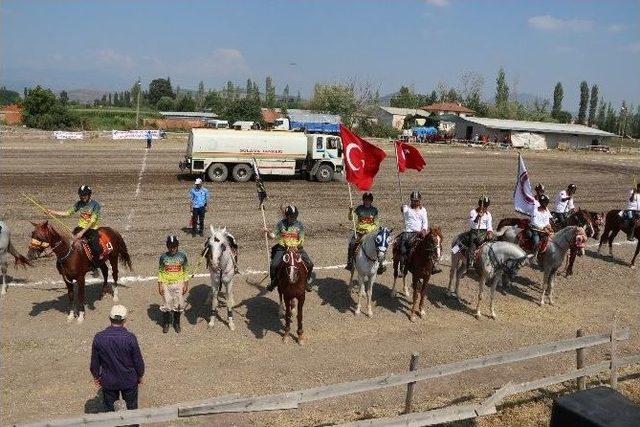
[195,178,203,185]
[109,305,127,320]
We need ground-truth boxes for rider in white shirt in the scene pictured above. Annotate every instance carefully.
[398,191,429,275]
[533,183,546,208]
[552,184,577,226]
[464,196,493,268]
[526,194,553,263]
[624,183,640,240]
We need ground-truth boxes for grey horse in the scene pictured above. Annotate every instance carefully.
[495,225,587,306]
[0,220,31,295]
[205,226,237,330]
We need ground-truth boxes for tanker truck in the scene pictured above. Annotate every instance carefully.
[179,128,343,182]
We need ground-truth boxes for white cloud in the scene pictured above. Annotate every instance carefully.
[198,48,248,75]
[425,0,450,7]
[608,23,626,33]
[619,41,640,54]
[528,15,594,32]
[90,48,134,68]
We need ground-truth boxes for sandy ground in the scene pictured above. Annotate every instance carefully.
[1,135,639,426]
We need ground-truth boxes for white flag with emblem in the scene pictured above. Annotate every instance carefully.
[513,153,535,215]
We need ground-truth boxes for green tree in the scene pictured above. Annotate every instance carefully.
[578,81,589,124]
[113,92,119,106]
[427,90,438,105]
[446,88,459,102]
[176,94,196,112]
[390,86,418,108]
[148,78,175,105]
[245,79,253,98]
[22,85,78,130]
[224,98,262,124]
[265,76,276,107]
[555,111,573,124]
[495,67,509,108]
[203,90,225,114]
[252,82,260,103]
[23,87,28,99]
[101,94,107,106]
[58,90,69,105]
[124,91,131,107]
[309,83,357,124]
[551,82,563,119]
[196,81,206,110]
[0,87,21,106]
[595,97,606,128]
[108,93,112,106]
[155,96,175,111]
[223,81,234,101]
[281,84,290,109]
[588,85,598,126]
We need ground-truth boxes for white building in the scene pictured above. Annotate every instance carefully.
[377,106,430,130]
[451,116,615,149]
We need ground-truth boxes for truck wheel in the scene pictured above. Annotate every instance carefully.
[232,164,253,182]
[315,164,334,182]
[207,163,228,182]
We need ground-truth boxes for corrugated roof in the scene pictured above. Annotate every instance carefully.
[159,111,218,118]
[423,102,475,114]
[287,109,341,123]
[378,106,430,117]
[261,108,284,123]
[458,116,616,137]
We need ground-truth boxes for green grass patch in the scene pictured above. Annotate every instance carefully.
[70,107,161,130]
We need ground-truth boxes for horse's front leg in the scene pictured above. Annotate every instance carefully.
[278,290,285,317]
[296,296,305,345]
[410,278,420,322]
[354,274,365,316]
[630,240,640,269]
[208,276,220,328]
[403,275,410,299]
[540,269,549,306]
[99,263,110,300]
[547,269,557,306]
[282,297,292,342]
[76,277,86,323]
[111,256,120,302]
[565,248,576,276]
[475,274,486,319]
[489,274,500,319]
[1,268,7,296]
[226,279,235,331]
[366,274,376,317]
[64,279,75,322]
[418,273,430,317]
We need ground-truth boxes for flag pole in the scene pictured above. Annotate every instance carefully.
[393,140,405,202]
[252,158,272,272]
[260,204,271,271]
[347,183,357,239]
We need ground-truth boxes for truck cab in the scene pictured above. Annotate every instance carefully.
[304,134,343,182]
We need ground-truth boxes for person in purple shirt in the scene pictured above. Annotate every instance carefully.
[90,305,145,412]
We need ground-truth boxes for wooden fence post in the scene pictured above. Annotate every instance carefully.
[404,353,420,414]
[610,317,618,389]
[576,329,586,391]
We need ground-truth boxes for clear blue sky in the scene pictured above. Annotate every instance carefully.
[2,0,638,108]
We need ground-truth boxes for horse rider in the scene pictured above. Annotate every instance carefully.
[463,196,494,269]
[624,182,640,240]
[190,178,209,237]
[397,191,431,276]
[45,185,103,267]
[552,184,577,226]
[157,235,189,333]
[534,183,546,205]
[263,205,314,292]
[526,194,553,263]
[345,192,380,272]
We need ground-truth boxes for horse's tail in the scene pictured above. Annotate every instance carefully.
[107,229,133,271]
[8,241,32,268]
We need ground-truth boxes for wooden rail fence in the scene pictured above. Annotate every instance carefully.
[14,324,639,427]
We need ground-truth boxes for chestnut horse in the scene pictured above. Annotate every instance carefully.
[276,247,309,344]
[392,227,442,322]
[27,221,132,322]
[598,209,640,268]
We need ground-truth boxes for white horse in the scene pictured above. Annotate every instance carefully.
[0,221,31,296]
[495,225,587,305]
[349,227,392,317]
[473,241,532,319]
[205,226,237,330]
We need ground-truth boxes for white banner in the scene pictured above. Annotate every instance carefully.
[111,130,161,140]
[53,131,84,140]
[513,153,535,216]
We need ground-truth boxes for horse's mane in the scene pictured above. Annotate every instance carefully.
[553,225,584,244]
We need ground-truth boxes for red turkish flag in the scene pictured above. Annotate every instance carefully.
[395,140,426,172]
[340,124,387,191]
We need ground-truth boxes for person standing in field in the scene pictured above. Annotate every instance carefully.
[146,130,152,149]
[189,178,209,237]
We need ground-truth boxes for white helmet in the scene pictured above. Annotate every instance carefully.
[195,178,203,185]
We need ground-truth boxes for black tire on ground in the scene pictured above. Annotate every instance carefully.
[315,164,334,182]
[206,163,229,182]
[231,164,253,182]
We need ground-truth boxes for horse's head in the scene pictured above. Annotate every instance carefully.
[27,221,58,260]
[207,225,230,270]
[574,209,595,239]
[591,211,604,239]
[374,227,392,263]
[573,226,588,256]
[282,248,303,285]
[429,226,443,261]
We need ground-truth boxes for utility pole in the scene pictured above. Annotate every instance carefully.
[135,78,142,128]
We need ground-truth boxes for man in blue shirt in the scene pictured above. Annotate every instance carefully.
[90,305,145,412]
[189,178,209,236]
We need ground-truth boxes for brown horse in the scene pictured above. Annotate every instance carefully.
[276,248,308,344]
[392,227,442,322]
[27,221,132,322]
[497,209,603,275]
[598,210,640,268]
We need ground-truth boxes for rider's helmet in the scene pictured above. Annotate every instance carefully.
[478,196,490,207]
[538,194,550,205]
[166,235,179,248]
[362,192,373,202]
[410,191,422,202]
[535,183,545,193]
[568,183,577,192]
[78,185,92,197]
[284,205,299,220]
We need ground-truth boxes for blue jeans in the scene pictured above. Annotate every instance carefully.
[191,207,206,234]
[526,227,543,249]
[102,386,138,411]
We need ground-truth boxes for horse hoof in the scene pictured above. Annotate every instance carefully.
[77,313,85,323]
[490,312,497,320]
[475,312,481,319]
[67,313,75,322]
[419,309,426,318]
[366,309,373,318]
[228,320,236,331]
[298,334,305,345]
[355,308,361,316]
[410,315,416,323]
[112,294,119,303]
[631,264,637,270]
[208,320,215,328]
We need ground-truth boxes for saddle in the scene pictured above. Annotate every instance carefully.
[81,230,113,262]
[517,230,549,253]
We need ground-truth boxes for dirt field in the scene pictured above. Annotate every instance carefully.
[1,134,639,426]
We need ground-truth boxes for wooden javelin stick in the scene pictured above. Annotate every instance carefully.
[22,192,73,233]
[347,183,358,239]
